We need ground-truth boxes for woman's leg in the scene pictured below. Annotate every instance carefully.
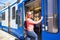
[26,31,30,40]
[26,31,38,40]
[26,36,30,40]
[31,31,38,40]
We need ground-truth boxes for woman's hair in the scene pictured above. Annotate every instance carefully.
[25,11,33,20]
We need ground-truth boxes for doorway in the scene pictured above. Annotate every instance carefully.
[25,0,42,40]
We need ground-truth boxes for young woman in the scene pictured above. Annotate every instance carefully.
[26,11,43,40]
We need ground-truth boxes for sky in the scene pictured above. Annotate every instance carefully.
[0,0,24,11]
[0,0,17,6]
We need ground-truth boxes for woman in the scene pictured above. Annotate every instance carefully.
[26,11,43,40]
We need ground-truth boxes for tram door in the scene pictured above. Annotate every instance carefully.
[1,9,9,32]
[0,13,2,29]
[17,2,25,28]
[42,0,59,40]
[16,2,25,39]
[25,0,42,40]
[44,0,58,33]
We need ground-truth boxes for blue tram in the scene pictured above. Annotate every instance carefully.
[0,0,26,40]
[0,0,60,40]
[0,0,41,40]
[42,0,60,40]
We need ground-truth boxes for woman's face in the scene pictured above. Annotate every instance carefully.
[27,12,32,18]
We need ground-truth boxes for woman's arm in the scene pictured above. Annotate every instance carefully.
[27,16,43,24]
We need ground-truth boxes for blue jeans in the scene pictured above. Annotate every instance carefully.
[26,30,38,40]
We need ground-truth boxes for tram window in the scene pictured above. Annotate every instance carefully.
[2,12,5,20]
[16,8,22,27]
[17,0,20,3]
[16,10,20,26]
[47,13,58,33]
[12,7,16,19]
[44,0,58,33]
[19,8,22,26]
[16,10,18,24]
[0,14,2,22]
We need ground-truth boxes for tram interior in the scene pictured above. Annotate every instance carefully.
[25,0,42,40]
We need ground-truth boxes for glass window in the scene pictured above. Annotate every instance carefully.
[17,0,20,3]
[16,8,22,27]
[2,12,5,20]
[44,0,58,33]
[48,0,58,33]
[19,8,22,27]
[12,7,16,19]
[8,7,10,27]
[16,10,20,26]
[0,14,2,22]
[45,0,58,33]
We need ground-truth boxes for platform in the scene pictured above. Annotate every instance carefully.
[0,30,17,40]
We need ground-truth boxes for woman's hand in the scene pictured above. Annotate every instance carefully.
[41,16,43,21]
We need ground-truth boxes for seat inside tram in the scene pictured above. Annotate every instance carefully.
[25,0,42,40]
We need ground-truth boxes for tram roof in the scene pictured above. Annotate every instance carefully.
[0,0,26,14]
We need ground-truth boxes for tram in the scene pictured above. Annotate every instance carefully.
[0,0,26,40]
[42,0,60,40]
[0,0,60,40]
[0,0,41,40]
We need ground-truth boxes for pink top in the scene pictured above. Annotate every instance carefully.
[26,18,42,31]
[26,18,34,31]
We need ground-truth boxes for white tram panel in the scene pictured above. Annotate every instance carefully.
[10,4,18,29]
[2,9,8,27]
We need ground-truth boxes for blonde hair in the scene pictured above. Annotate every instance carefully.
[25,11,33,20]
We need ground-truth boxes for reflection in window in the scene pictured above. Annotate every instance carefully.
[20,8,22,26]
[16,10,20,26]
[16,8,22,27]
[2,12,5,20]
[44,0,58,33]
[47,13,58,33]
[12,7,16,19]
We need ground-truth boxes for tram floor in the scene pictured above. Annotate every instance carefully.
[0,30,17,40]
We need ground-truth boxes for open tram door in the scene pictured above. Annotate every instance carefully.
[42,0,60,40]
[25,0,42,40]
